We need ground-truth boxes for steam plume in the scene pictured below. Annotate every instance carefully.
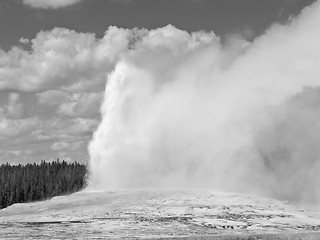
[88,2,320,203]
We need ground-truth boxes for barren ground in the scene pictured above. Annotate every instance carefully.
[1,190,320,239]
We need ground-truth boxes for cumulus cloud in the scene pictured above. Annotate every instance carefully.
[37,90,69,106]
[5,93,24,118]
[19,38,30,44]
[23,0,82,9]
[0,26,217,94]
[0,117,98,164]
[0,27,118,92]
[51,141,70,151]
[0,117,40,140]
[0,24,216,165]
[0,91,100,164]
[57,92,103,118]
[31,118,99,141]
[0,149,34,164]
[0,25,131,163]
[0,25,210,95]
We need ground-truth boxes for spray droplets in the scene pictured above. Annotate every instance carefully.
[88,1,320,204]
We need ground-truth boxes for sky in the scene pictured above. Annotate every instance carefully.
[0,0,316,165]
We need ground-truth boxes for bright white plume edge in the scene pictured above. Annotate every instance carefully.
[88,1,320,203]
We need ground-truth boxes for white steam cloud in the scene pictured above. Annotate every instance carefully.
[88,2,320,203]
[23,0,82,9]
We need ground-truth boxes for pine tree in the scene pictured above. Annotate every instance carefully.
[0,160,87,209]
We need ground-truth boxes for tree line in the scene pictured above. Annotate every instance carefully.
[0,160,87,209]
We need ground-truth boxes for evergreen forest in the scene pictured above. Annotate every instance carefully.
[0,160,87,209]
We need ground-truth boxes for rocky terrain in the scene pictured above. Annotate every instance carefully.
[1,190,320,239]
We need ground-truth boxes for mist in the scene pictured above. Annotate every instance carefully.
[88,1,320,203]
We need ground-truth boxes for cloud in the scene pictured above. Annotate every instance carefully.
[87,1,320,204]
[0,116,97,164]
[31,117,99,141]
[57,92,103,118]
[37,90,69,106]
[0,25,138,163]
[0,25,224,166]
[3,93,24,119]
[254,87,320,202]
[2,0,319,201]
[0,149,34,164]
[23,0,82,9]
[19,38,30,44]
[0,28,99,92]
[0,25,215,94]
[51,141,70,151]
[0,117,40,140]
[0,89,100,164]
[0,27,137,93]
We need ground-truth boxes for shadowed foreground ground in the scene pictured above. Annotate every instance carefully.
[1,190,320,239]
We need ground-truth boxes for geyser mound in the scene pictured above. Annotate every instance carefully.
[88,2,320,203]
[2,190,320,239]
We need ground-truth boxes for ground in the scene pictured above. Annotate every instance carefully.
[1,190,320,239]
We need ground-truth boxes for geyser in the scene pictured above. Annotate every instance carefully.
[88,1,320,203]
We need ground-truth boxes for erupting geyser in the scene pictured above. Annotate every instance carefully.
[88,1,320,203]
